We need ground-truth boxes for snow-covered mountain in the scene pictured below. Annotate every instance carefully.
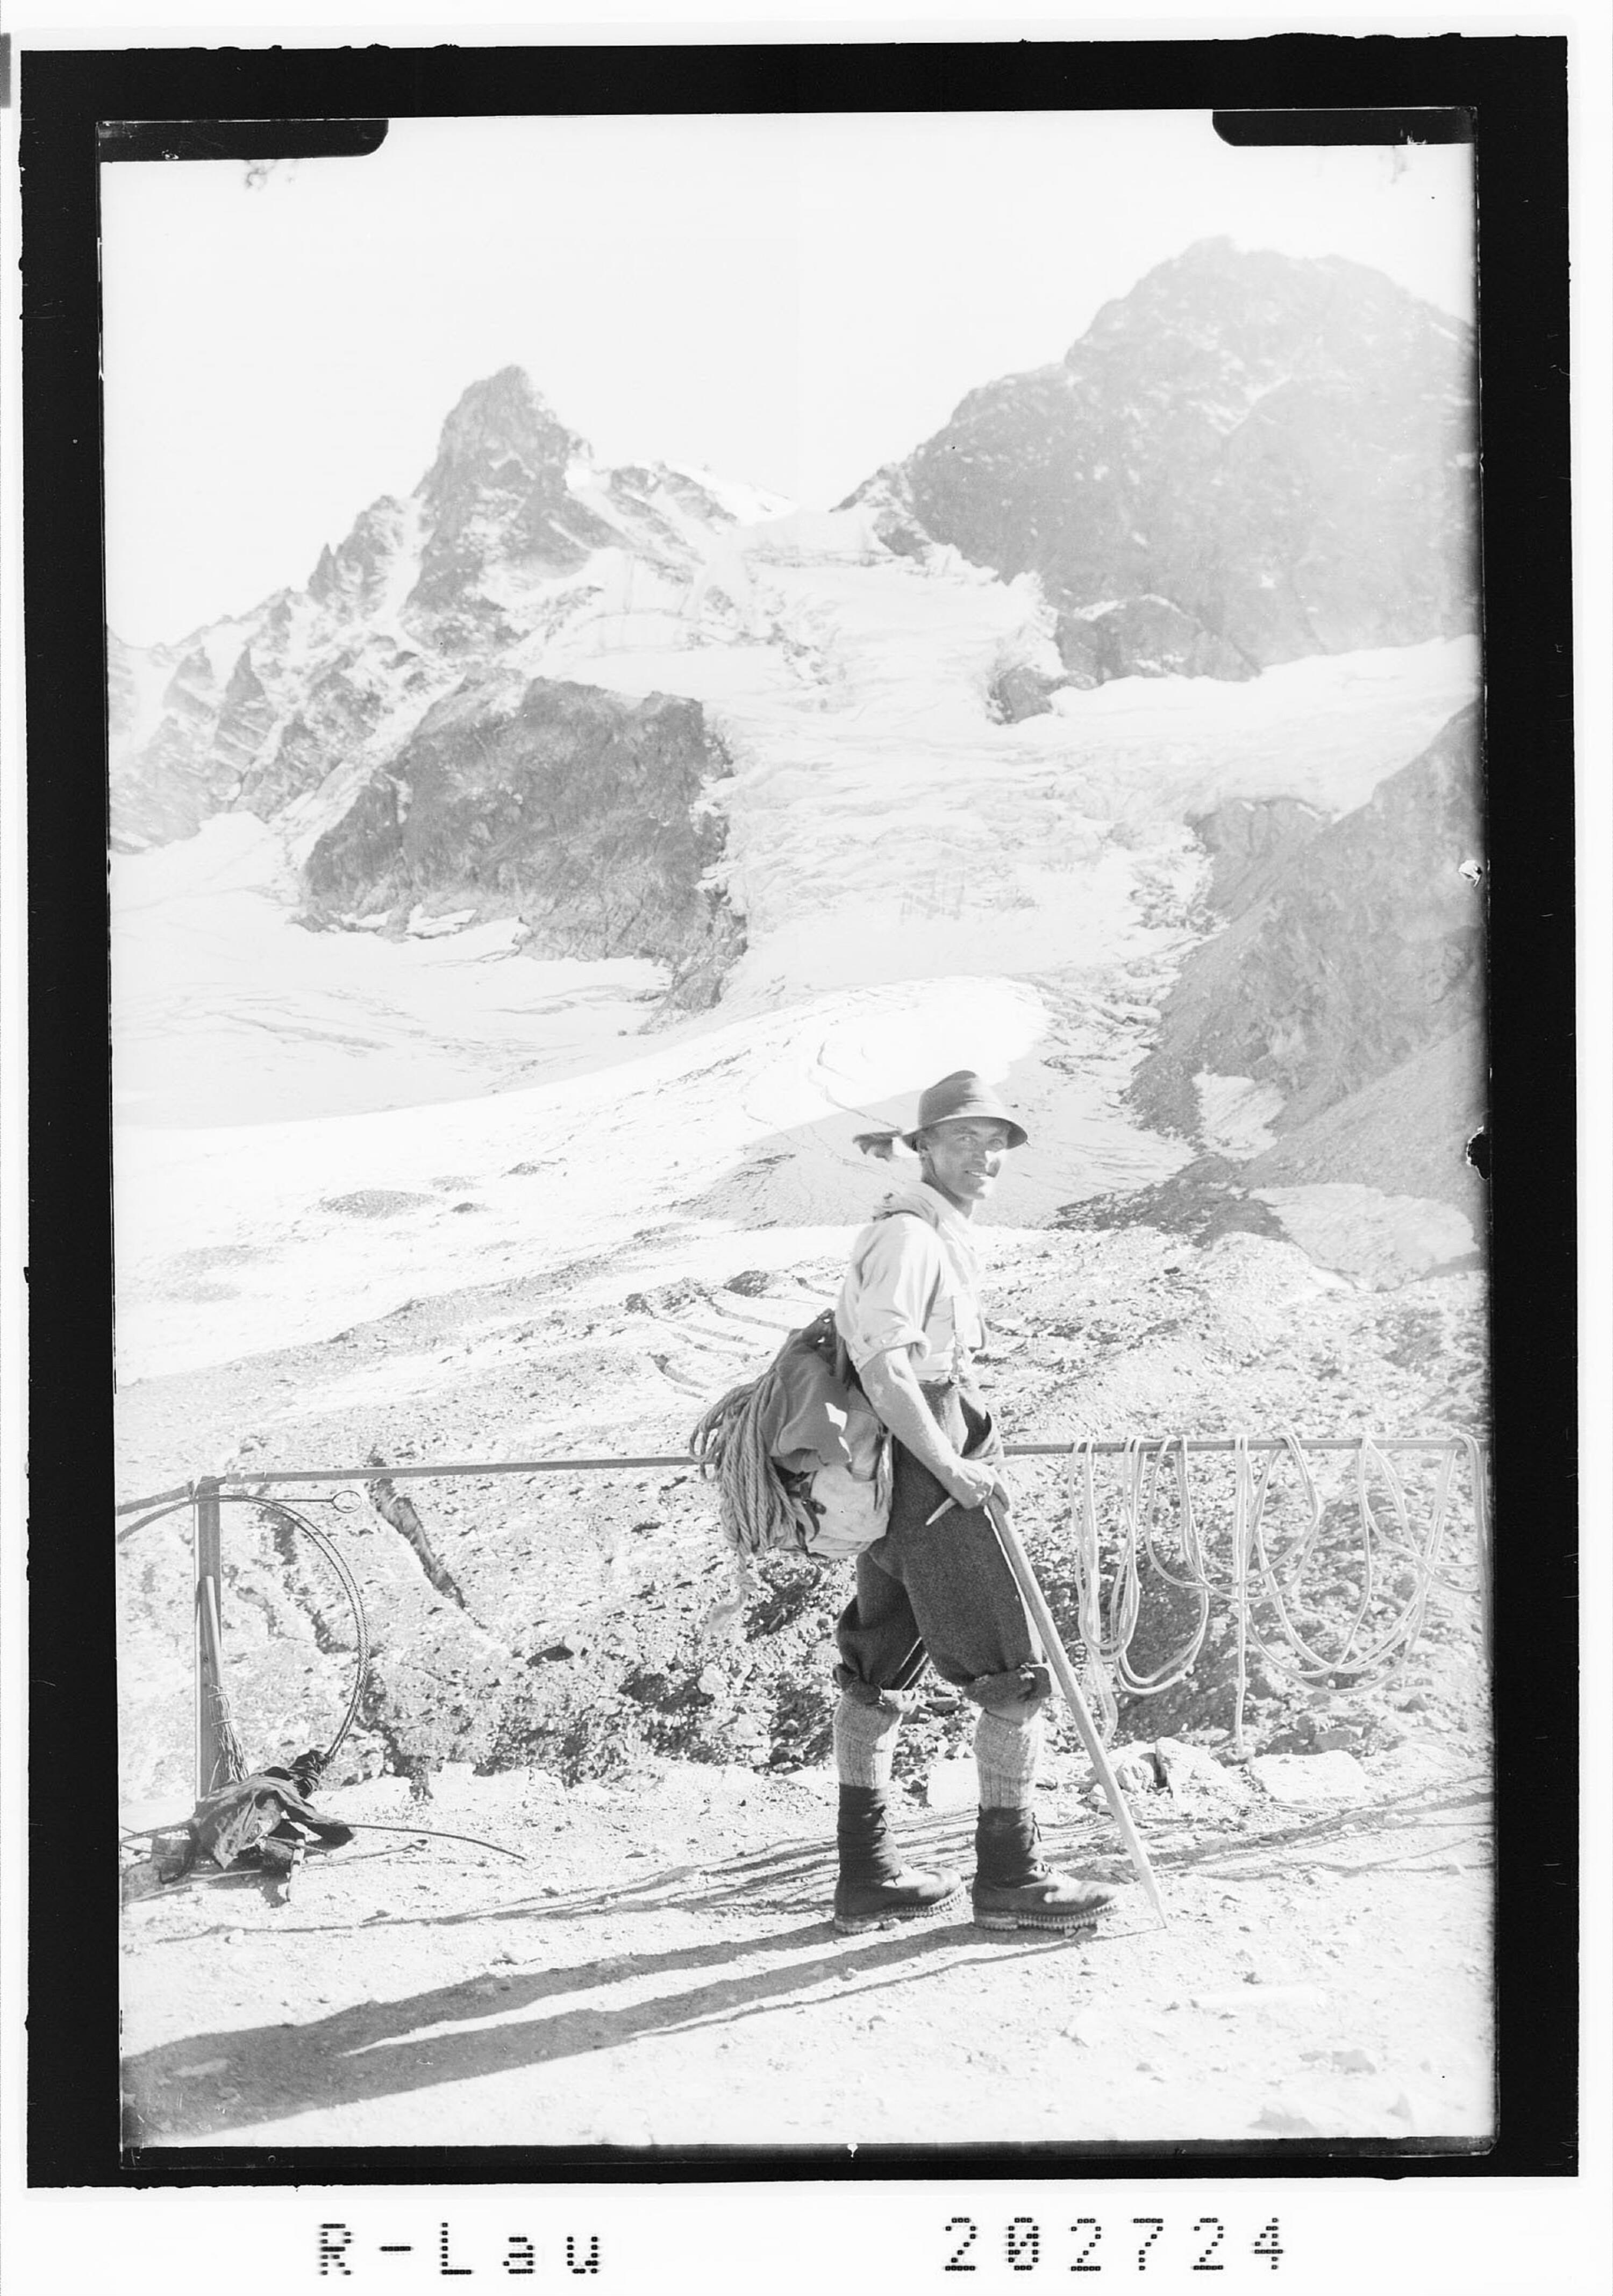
[852,238,1476,688]
[109,368,789,854]
[110,244,1484,1392]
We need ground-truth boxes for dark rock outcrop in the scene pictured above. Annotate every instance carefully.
[1055,596,1256,689]
[235,642,418,819]
[301,674,744,1009]
[307,495,412,620]
[1055,1155,1287,1245]
[212,646,279,783]
[857,239,1477,686]
[987,662,1064,723]
[1129,703,1485,1150]
[1186,794,1329,919]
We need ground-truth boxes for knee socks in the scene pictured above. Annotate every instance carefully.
[836,1695,1043,1801]
[833,1693,902,1789]
[974,1707,1043,1808]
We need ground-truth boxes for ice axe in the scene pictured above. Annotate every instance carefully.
[976,1489,1169,1929]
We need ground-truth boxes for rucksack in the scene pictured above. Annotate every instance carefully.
[689,1307,893,1565]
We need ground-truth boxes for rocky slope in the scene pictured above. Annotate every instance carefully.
[109,369,781,1003]
[109,369,783,855]
[115,1222,1489,1810]
[1115,703,1486,1242]
[299,675,742,1006]
[853,238,1477,689]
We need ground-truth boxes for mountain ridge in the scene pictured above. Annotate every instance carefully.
[108,367,779,852]
[850,237,1476,689]
[109,241,1484,1261]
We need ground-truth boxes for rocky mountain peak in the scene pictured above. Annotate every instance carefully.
[308,495,412,615]
[107,359,757,841]
[405,368,619,648]
[881,239,1477,686]
[1076,237,1468,397]
[418,366,587,503]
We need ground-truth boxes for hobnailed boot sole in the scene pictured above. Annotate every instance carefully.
[972,1807,1115,1934]
[832,1876,967,1936]
[972,1901,1109,1934]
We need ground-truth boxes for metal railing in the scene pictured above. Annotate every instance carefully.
[114,1433,1491,1802]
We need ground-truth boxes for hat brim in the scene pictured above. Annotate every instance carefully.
[902,1114,1028,1151]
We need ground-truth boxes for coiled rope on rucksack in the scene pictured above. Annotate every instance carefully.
[688,1373,820,1560]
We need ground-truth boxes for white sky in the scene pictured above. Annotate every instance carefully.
[101,110,1475,648]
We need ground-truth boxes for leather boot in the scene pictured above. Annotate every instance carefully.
[972,1805,1114,1932]
[832,1785,965,1936]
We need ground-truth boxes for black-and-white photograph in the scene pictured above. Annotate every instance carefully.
[99,100,1501,2158]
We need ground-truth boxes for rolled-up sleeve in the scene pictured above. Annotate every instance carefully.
[840,1218,944,1373]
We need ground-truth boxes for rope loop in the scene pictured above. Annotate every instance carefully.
[1061,1436,1118,1738]
[1050,1428,1486,1741]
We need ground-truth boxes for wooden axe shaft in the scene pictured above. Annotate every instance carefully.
[984,1494,1169,1929]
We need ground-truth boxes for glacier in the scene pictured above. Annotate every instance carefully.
[112,500,1479,1383]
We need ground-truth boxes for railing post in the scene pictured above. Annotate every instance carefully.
[194,1476,227,1799]
[1467,1436,1493,1668]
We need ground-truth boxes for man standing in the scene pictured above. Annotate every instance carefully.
[829,1070,1115,1937]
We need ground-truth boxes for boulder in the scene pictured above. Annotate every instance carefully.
[1248,1751,1371,1805]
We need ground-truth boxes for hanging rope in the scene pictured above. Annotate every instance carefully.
[117,1431,1487,1764]
[118,1492,370,1774]
[1058,1430,1483,1751]
[1063,1440,1120,1739]
[122,1813,529,1868]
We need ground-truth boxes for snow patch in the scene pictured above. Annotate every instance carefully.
[1255,1184,1478,1290]
[662,463,796,526]
[406,907,478,938]
[111,819,665,1133]
[111,972,1187,1378]
[1044,637,1477,819]
[1197,1072,1286,1158]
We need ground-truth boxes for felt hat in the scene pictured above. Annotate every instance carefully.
[901,1070,1029,1151]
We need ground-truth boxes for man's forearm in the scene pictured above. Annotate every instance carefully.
[859,1349,972,1490]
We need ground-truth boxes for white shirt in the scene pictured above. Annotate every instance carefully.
[835,1181,987,1385]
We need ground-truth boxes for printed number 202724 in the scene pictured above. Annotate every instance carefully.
[943,2216,1284,2273]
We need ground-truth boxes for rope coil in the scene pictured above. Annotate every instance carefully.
[117,1430,1490,1776]
[1059,1431,1487,1751]
[118,1491,370,1780]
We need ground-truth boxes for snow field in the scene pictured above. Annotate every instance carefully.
[116,972,1162,1379]
[112,815,665,1127]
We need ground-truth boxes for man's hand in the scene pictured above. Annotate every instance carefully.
[859,1347,1006,1518]
[938,1456,1003,1513]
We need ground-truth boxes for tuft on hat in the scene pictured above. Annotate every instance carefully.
[901,1070,1028,1151]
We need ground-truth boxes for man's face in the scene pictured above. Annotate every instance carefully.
[919,1115,1014,1211]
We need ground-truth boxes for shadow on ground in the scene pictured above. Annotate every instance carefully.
[123,1907,1059,2142]
[123,1772,1489,2143]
